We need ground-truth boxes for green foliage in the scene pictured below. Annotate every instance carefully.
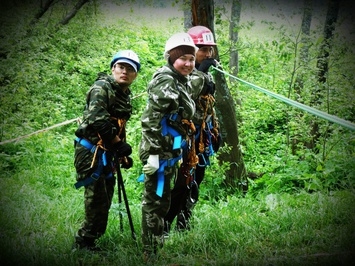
[214,2,355,195]
[0,2,355,265]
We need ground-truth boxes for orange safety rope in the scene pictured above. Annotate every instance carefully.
[197,94,216,153]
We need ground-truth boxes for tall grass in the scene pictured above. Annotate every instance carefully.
[0,131,354,265]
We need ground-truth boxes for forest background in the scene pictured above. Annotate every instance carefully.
[0,0,354,265]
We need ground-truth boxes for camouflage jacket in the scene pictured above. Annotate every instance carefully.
[139,64,195,161]
[75,72,132,145]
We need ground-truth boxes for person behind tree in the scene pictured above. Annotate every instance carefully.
[164,25,222,233]
[139,32,198,261]
[73,50,140,251]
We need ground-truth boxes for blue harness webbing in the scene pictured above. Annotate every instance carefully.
[160,113,183,150]
[156,155,182,197]
[137,114,185,197]
[195,120,215,167]
[74,137,113,189]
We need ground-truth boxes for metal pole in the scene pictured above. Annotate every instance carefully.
[115,156,137,245]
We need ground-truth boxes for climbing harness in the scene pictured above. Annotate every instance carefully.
[138,113,197,197]
[155,114,196,197]
[195,93,219,167]
[74,137,113,189]
[110,117,127,140]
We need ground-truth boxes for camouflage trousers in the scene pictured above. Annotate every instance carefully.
[75,175,116,243]
[141,164,176,254]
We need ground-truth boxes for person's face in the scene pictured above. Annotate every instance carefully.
[173,54,195,76]
[196,46,214,64]
[112,63,137,88]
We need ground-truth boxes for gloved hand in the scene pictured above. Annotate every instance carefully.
[204,80,215,95]
[121,156,133,169]
[198,58,217,73]
[143,154,159,175]
[112,141,132,158]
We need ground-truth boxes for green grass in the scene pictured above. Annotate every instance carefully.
[0,131,354,266]
[1,1,354,265]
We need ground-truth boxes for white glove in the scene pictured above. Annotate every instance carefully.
[143,154,159,175]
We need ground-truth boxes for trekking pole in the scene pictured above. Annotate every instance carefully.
[115,156,137,245]
[117,168,124,232]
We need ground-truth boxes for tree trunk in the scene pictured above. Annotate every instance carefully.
[308,0,340,150]
[57,0,90,26]
[294,0,312,98]
[189,0,247,191]
[29,0,55,26]
[229,0,241,80]
[316,0,340,85]
[291,0,312,154]
[183,0,193,29]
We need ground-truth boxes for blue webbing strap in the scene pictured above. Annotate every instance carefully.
[137,115,184,197]
[195,121,216,167]
[205,120,215,157]
[156,155,182,197]
[156,115,187,196]
[160,115,182,150]
[74,138,113,189]
[137,155,182,197]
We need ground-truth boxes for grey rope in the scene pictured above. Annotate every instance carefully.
[213,66,355,131]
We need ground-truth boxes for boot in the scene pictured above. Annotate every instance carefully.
[73,235,101,251]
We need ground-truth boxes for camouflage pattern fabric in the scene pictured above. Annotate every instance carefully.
[163,67,221,233]
[75,176,115,241]
[75,72,132,145]
[74,72,132,245]
[139,64,195,161]
[141,166,175,255]
[139,64,196,254]
[75,73,131,181]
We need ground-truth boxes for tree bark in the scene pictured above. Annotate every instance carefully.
[189,0,247,190]
[294,0,312,97]
[229,0,241,79]
[292,0,313,154]
[309,0,340,150]
[184,0,193,29]
[316,0,340,85]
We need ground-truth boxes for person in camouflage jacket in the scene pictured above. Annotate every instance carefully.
[73,50,140,251]
[164,26,222,234]
[139,32,198,260]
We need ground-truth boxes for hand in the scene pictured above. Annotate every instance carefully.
[198,58,217,73]
[121,156,133,169]
[112,141,132,157]
[143,154,159,175]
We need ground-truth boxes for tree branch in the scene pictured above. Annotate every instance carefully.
[57,0,90,26]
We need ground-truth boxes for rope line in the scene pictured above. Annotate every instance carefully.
[213,66,355,131]
[0,118,80,145]
[0,92,148,145]
[2,69,354,146]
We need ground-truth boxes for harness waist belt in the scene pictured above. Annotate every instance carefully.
[74,137,112,189]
